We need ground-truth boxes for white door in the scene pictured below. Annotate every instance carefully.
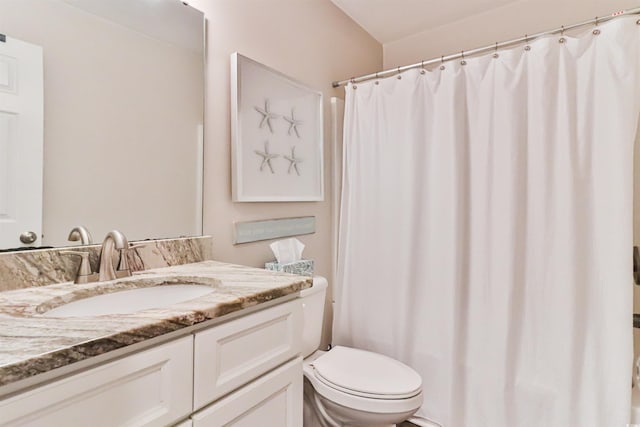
[0,35,43,248]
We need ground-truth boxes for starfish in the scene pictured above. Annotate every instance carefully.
[284,146,302,175]
[283,108,303,138]
[254,99,279,133]
[255,141,279,173]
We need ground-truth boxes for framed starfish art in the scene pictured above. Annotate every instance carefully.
[231,53,324,202]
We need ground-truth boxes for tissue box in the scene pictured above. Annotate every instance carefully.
[265,259,314,276]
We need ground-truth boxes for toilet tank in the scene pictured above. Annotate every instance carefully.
[300,276,328,358]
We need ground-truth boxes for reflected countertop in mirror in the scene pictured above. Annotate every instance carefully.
[0,0,205,249]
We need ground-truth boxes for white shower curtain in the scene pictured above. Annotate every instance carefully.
[334,18,640,427]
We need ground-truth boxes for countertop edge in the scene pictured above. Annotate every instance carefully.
[0,261,312,394]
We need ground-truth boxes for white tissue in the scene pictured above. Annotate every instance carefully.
[270,238,305,264]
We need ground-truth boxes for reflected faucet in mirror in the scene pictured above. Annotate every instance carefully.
[67,226,93,245]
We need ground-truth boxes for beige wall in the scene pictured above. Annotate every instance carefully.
[383,0,640,68]
[189,0,381,284]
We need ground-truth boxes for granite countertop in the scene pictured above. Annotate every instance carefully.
[0,260,312,389]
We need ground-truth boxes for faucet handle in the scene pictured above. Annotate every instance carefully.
[114,243,145,278]
[116,243,149,277]
[60,251,98,284]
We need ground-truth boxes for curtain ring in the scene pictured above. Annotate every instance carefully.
[460,51,467,66]
[350,77,357,89]
[524,34,531,51]
[559,25,566,43]
[374,72,380,85]
[593,17,601,35]
[493,42,499,58]
[420,60,426,74]
[440,56,445,70]
[397,66,402,79]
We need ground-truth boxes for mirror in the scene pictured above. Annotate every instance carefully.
[0,0,204,249]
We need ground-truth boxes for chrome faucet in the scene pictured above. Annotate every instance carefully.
[97,230,131,281]
[67,226,93,245]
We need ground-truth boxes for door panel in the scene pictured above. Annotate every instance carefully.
[191,357,303,427]
[0,36,43,248]
[0,112,16,219]
[193,299,302,410]
[0,336,194,427]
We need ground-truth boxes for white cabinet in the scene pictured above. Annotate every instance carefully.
[193,298,302,409]
[0,336,193,427]
[0,299,304,427]
[191,357,303,427]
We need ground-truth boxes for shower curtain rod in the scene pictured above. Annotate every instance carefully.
[332,7,640,88]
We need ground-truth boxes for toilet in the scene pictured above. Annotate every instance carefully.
[301,276,423,427]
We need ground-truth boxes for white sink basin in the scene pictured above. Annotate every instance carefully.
[44,285,215,317]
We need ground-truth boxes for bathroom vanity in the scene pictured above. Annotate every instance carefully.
[0,258,311,426]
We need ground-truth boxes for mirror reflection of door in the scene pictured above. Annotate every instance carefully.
[0,35,43,249]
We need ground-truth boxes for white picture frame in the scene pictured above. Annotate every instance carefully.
[231,52,324,202]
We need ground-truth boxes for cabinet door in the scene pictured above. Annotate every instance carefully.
[193,299,302,409]
[0,336,193,427]
[191,357,303,427]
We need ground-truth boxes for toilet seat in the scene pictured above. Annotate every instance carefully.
[304,347,424,415]
[312,346,422,399]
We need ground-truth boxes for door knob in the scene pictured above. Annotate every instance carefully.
[19,231,38,244]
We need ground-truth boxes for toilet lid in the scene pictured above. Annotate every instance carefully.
[311,346,422,399]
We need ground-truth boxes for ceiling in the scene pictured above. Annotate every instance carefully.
[331,0,519,44]
[61,0,203,52]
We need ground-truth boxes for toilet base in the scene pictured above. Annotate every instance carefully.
[304,378,406,427]
[304,399,396,427]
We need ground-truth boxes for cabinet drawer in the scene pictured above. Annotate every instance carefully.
[0,336,193,427]
[193,299,302,409]
[191,357,303,427]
